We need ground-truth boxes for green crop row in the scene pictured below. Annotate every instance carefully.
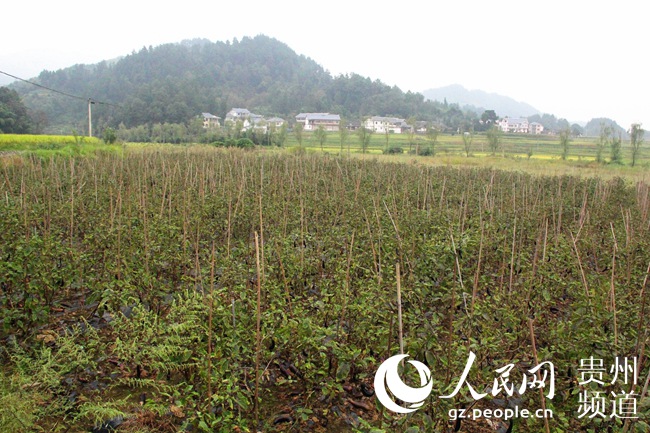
[0,147,648,432]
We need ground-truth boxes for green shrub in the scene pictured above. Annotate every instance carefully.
[236,138,255,149]
[383,144,404,154]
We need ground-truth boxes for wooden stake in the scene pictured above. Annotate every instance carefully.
[610,223,618,351]
[528,318,551,433]
[207,241,215,402]
[397,263,404,356]
[254,232,262,427]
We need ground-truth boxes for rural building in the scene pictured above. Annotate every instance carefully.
[498,117,530,134]
[296,113,328,123]
[202,112,221,128]
[225,108,251,122]
[529,122,544,135]
[224,108,285,133]
[266,117,286,129]
[346,120,362,131]
[497,117,545,135]
[365,116,409,134]
[296,113,341,131]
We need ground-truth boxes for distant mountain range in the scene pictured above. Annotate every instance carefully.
[422,84,540,118]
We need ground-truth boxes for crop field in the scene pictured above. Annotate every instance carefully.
[291,131,650,167]
[1,146,650,432]
[0,134,122,157]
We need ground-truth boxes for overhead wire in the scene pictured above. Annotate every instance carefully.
[0,69,121,108]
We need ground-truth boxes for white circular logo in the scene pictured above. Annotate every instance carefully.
[374,354,433,413]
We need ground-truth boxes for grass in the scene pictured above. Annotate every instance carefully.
[283,130,650,182]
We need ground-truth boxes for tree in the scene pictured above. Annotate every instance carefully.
[294,122,304,147]
[406,117,417,153]
[610,132,623,164]
[357,126,373,154]
[0,87,33,133]
[314,125,327,151]
[425,123,439,156]
[267,122,276,146]
[338,119,349,155]
[486,125,502,155]
[596,122,611,163]
[630,123,644,167]
[275,122,288,147]
[462,130,474,157]
[571,124,584,137]
[102,127,117,144]
[559,128,571,160]
[478,110,498,131]
[481,109,498,124]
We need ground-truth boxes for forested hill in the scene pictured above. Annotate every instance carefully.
[13,35,465,132]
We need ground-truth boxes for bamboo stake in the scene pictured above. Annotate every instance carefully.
[450,231,465,293]
[508,217,517,294]
[338,232,355,338]
[69,159,74,245]
[528,319,551,433]
[207,241,215,403]
[471,221,484,314]
[634,259,650,357]
[259,163,265,281]
[396,263,404,356]
[570,231,590,299]
[254,232,262,427]
[610,223,619,351]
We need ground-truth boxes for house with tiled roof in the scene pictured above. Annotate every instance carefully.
[224,108,285,133]
[365,116,409,134]
[202,112,221,129]
[296,113,341,131]
[498,117,530,134]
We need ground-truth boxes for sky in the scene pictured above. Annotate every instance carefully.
[1,1,648,128]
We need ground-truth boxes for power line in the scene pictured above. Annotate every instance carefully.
[0,69,121,108]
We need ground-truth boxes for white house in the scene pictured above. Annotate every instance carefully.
[266,117,286,129]
[498,117,530,134]
[529,122,544,135]
[365,116,409,134]
[224,108,285,133]
[296,113,328,123]
[296,113,341,131]
[225,108,251,122]
[202,113,221,129]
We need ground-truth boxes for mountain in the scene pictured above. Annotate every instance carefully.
[11,36,470,133]
[422,84,540,118]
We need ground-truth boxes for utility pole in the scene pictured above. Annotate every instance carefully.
[88,98,95,137]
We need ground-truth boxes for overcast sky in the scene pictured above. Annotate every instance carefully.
[1,1,647,128]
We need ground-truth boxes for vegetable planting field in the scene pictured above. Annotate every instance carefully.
[1,147,649,432]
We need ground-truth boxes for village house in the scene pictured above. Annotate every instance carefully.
[346,120,362,131]
[498,117,530,134]
[497,117,545,135]
[225,108,251,123]
[529,122,544,135]
[296,113,341,131]
[224,108,285,133]
[266,117,286,129]
[365,116,409,134]
[202,112,221,129]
